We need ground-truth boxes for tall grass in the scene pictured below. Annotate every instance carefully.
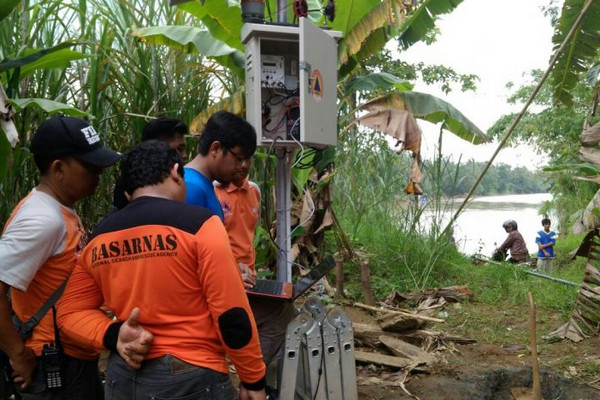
[1,0,221,228]
[333,128,466,297]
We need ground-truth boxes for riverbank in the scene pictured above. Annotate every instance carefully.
[341,230,599,399]
[422,193,553,256]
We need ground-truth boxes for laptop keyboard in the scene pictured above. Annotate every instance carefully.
[250,280,284,295]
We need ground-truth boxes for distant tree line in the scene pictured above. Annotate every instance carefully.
[421,160,548,196]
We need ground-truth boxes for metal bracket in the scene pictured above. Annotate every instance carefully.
[279,298,358,400]
[299,60,312,74]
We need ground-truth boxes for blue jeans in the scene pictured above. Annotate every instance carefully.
[104,353,234,400]
[16,354,103,400]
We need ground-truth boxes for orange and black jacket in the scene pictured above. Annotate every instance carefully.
[56,196,266,389]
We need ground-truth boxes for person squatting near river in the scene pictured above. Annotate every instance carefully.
[493,219,529,263]
[536,218,556,272]
[56,141,267,400]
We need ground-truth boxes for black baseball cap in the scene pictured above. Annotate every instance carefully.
[31,115,121,167]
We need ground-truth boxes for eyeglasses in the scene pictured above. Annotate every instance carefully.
[228,148,251,164]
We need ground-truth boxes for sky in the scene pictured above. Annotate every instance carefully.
[400,0,556,169]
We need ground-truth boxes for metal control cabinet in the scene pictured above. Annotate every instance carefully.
[242,18,341,148]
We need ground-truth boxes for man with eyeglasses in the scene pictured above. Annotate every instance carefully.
[0,116,148,399]
[184,111,256,221]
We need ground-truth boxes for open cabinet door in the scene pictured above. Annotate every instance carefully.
[299,17,340,148]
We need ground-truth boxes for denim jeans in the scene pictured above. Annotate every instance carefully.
[104,353,235,400]
[16,354,103,400]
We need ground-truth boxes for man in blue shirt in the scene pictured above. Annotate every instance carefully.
[536,218,556,272]
[184,111,256,221]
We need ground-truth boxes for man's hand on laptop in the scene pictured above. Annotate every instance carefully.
[238,262,256,289]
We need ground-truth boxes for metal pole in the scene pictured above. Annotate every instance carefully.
[276,148,294,282]
[277,0,287,23]
[275,0,292,282]
[523,270,579,287]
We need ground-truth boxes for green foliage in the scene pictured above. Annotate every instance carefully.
[334,129,466,297]
[397,0,463,50]
[361,48,479,95]
[420,160,547,196]
[487,67,600,233]
[487,70,597,161]
[0,0,217,227]
[550,0,600,107]
[132,25,244,77]
[402,91,486,143]
[0,0,19,22]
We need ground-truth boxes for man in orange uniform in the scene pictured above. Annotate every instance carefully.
[215,164,296,388]
[57,141,267,400]
[0,116,137,399]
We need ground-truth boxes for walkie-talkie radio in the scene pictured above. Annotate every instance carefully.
[41,343,62,389]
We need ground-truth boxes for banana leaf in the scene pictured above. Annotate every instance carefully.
[397,0,463,50]
[10,98,89,117]
[0,42,87,83]
[549,0,600,106]
[360,91,486,144]
[132,25,244,77]
[0,0,19,22]
[343,72,413,93]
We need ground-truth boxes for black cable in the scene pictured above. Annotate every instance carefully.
[311,343,326,400]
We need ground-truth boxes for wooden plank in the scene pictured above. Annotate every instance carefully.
[354,350,411,369]
[354,302,444,323]
[377,313,421,332]
[379,335,437,365]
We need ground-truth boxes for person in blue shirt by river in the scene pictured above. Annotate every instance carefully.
[536,218,556,272]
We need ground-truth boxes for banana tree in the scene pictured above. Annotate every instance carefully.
[131,0,484,267]
[0,0,89,182]
[549,0,600,108]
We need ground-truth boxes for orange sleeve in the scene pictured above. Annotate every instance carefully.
[195,216,266,386]
[56,260,114,351]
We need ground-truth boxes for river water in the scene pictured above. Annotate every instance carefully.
[427,193,554,257]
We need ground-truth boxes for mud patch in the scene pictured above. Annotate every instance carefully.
[358,366,599,400]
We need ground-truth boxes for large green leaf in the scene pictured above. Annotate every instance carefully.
[549,0,600,106]
[132,25,244,77]
[0,0,19,22]
[0,42,87,81]
[10,98,89,117]
[397,0,463,50]
[338,0,406,75]
[360,91,486,144]
[343,72,413,93]
[176,0,245,50]
[338,0,464,78]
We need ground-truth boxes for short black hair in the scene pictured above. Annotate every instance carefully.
[541,218,551,225]
[142,117,188,142]
[33,154,56,175]
[197,111,257,157]
[120,140,184,195]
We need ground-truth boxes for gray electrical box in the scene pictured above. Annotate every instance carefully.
[242,18,341,148]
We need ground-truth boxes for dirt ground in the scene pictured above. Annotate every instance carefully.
[342,303,600,400]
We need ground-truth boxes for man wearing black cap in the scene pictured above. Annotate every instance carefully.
[0,116,149,399]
